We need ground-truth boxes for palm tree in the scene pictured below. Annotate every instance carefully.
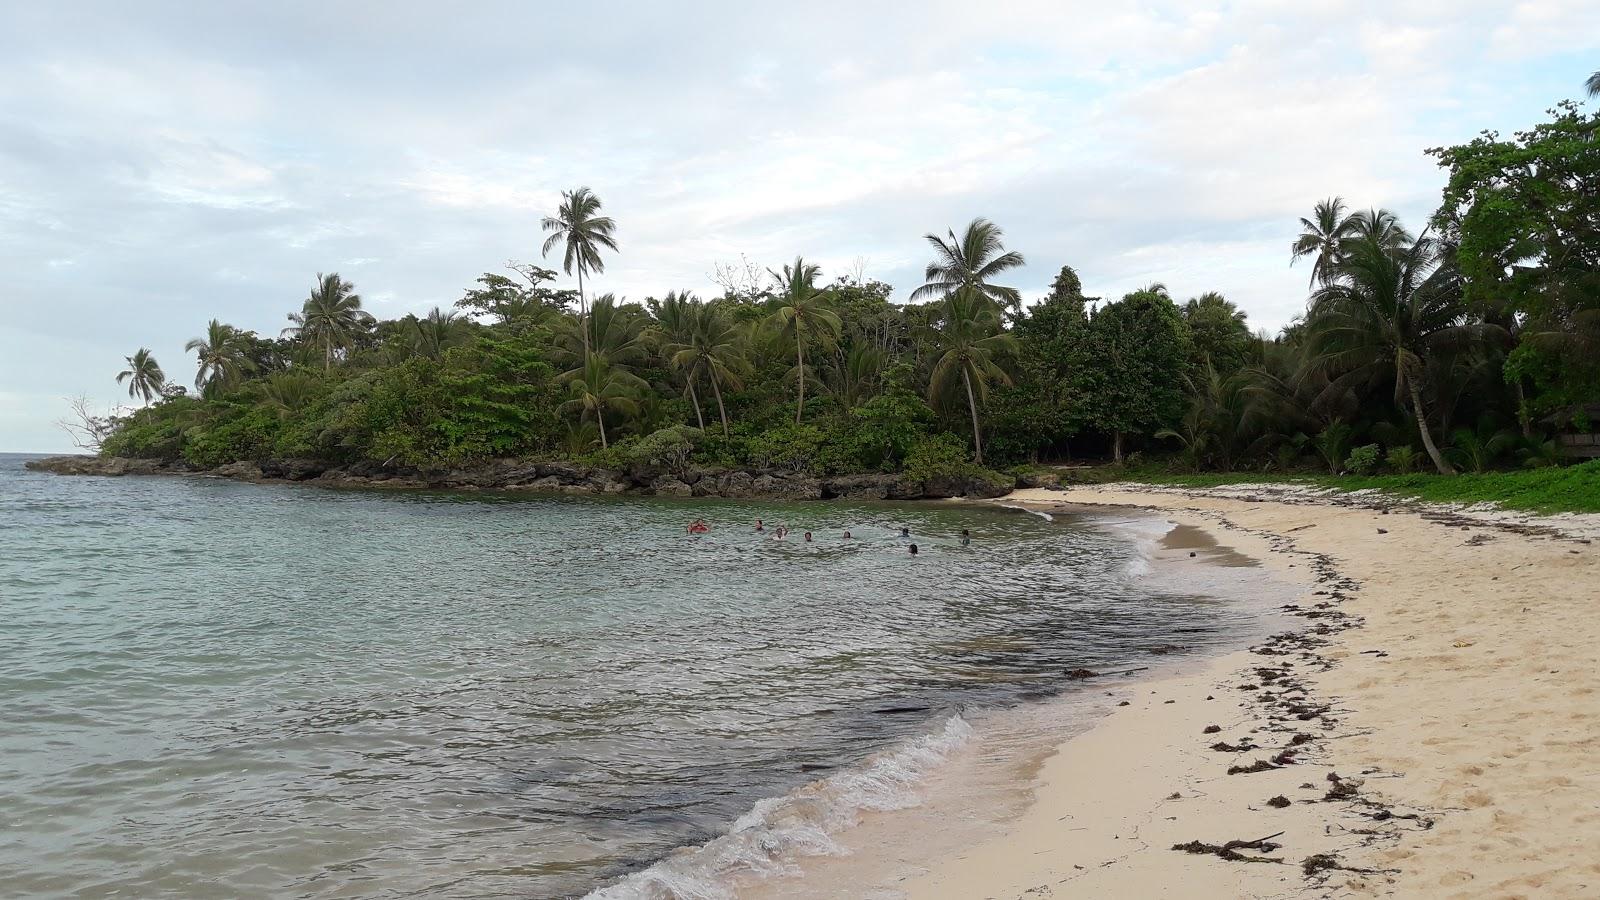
[553,294,647,375]
[929,289,1015,465]
[541,187,619,364]
[1305,230,1504,475]
[1348,207,1414,251]
[184,319,252,393]
[652,291,712,429]
[1290,197,1357,288]
[660,297,747,437]
[1588,70,1600,97]
[558,356,645,450]
[409,307,468,360]
[767,256,841,424]
[258,370,319,420]
[283,273,373,372]
[116,348,166,415]
[910,217,1027,313]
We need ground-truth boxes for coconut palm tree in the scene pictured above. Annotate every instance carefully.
[409,307,469,361]
[1305,229,1504,475]
[660,297,747,436]
[767,256,841,424]
[541,187,619,363]
[929,289,1015,465]
[558,356,645,450]
[910,218,1026,313]
[283,273,373,372]
[1588,70,1600,96]
[553,294,647,377]
[258,370,319,420]
[184,319,252,393]
[1348,207,1414,252]
[1290,197,1357,288]
[116,348,166,414]
[652,291,711,430]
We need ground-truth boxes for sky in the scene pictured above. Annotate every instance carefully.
[2,1,1598,452]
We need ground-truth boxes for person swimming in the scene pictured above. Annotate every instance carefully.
[686,519,710,534]
[754,519,765,532]
[803,531,813,543]
[908,543,919,556]
[842,530,852,539]
[960,528,970,547]
[899,526,910,538]
[773,525,788,540]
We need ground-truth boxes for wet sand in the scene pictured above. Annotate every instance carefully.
[899,484,1600,898]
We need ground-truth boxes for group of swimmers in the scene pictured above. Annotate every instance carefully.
[685,518,972,554]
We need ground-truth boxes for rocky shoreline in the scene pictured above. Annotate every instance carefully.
[23,455,1042,501]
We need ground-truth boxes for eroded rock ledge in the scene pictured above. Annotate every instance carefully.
[23,455,1044,501]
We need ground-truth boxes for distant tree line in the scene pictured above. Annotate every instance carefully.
[99,102,1600,480]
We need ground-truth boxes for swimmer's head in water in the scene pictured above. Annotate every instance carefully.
[900,527,910,536]
[803,532,812,541]
[908,544,919,555]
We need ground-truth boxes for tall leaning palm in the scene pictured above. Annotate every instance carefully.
[541,187,619,364]
[116,348,166,416]
[929,289,1015,465]
[910,217,1026,313]
[1305,231,1502,475]
[1588,70,1600,97]
[185,319,250,393]
[1290,197,1357,289]
[283,273,373,372]
[767,256,841,424]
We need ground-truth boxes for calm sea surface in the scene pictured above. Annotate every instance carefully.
[0,453,1265,898]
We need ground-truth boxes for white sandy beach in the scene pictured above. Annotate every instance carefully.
[893,484,1600,899]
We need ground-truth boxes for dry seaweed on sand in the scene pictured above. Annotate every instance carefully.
[1227,759,1281,775]
[1172,831,1285,863]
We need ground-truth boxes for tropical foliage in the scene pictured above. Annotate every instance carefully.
[100,107,1600,482]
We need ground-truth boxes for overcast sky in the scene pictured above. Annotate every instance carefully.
[3,1,1597,451]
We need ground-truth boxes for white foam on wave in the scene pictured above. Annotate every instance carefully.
[997,503,1054,522]
[1089,514,1175,578]
[585,715,975,900]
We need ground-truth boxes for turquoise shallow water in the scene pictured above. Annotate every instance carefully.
[0,454,1262,898]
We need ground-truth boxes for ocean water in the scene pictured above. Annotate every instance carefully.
[0,453,1268,898]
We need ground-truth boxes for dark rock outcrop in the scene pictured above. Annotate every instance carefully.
[27,454,1022,502]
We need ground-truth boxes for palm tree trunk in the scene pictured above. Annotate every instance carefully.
[1113,430,1124,464]
[596,406,608,450]
[325,335,332,373]
[687,374,706,431]
[1408,380,1454,475]
[794,327,806,425]
[578,267,590,366]
[962,366,984,466]
[710,374,730,438]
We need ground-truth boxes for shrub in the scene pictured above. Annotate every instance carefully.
[1385,445,1419,473]
[902,434,972,481]
[745,424,826,473]
[625,425,702,474]
[1344,443,1381,476]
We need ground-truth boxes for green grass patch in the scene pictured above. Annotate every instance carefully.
[1058,460,1600,515]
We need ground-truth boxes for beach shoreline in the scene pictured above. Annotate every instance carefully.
[894,484,1600,898]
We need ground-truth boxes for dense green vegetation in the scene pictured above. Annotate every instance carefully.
[96,103,1600,496]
